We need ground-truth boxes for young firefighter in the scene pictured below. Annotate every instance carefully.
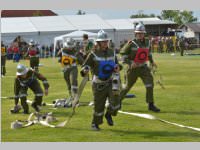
[80,34,94,60]
[57,38,84,106]
[81,30,121,131]
[120,22,160,112]
[26,40,40,72]
[11,64,49,114]
[1,42,7,77]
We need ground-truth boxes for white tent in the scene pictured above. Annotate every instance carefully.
[1,17,39,45]
[63,14,115,43]
[106,19,135,47]
[53,30,97,56]
[63,14,114,31]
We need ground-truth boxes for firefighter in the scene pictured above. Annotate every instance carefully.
[11,64,49,114]
[120,22,160,112]
[1,41,7,77]
[57,38,84,106]
[81,30,121,131]
[80,34,94,60]
[26,40,40,72]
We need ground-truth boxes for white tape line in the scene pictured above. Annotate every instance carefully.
[158,119,200,132]
[119,110,200,132]
[118,110,156,120]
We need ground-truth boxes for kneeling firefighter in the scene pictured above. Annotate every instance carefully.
[81,30,122,131]
[11,64,49,114]
[58,38,84,106]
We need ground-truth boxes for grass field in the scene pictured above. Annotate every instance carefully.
[1,52,200,142]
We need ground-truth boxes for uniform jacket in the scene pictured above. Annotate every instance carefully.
[14,69,49,98]
[82,48,119,81]
[120,38,154,65]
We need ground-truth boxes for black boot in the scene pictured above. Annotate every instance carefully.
[105,112,114,126]
[148,102,160,112]
[23,110,30,114]
[91,123,100,131]
[10,105,21,113]
[31,103,40,112]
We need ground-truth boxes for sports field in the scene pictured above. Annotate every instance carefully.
[1,52,200,142]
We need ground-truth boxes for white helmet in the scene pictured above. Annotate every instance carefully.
[63,38,75,48]
[134,22,146,33]
[96,30,110,42]
[29,39,35,46]
[16,64,28,76]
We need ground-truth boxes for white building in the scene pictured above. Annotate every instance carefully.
[179,23,200,44]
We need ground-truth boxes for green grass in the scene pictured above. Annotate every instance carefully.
[1,52,200,142]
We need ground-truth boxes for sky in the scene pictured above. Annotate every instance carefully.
[53,9,200,21]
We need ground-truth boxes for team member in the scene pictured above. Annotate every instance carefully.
[57,38,84,106]
[80,34,94,60]
[81,30,121,131]
[1,42,7,77]
[120,22,160,112]
[26,40,40,72]
[11,64,49,114]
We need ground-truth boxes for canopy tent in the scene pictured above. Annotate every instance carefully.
[53,30,97,56]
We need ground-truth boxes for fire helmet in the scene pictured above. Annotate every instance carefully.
[134,22,146,33]
[16,64,28,76]
[96,30,110,42]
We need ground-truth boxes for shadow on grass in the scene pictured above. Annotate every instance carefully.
[108,128,200,139]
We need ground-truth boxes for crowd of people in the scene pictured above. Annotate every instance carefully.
[119,35,198,56]
[2,36,54,63]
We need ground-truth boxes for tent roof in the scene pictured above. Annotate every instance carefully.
[106,19,134,30]
[129,17,176,25]
[63,14,114,31]
[55,30,97,41]
[63,30,97,37]
[1,17,38,33]
[29,16,77,32]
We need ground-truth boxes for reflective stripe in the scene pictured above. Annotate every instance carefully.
[92,75,111,83]
[63,64,77,72]
[71,85,78,89]
[91,52,115,61]
[71,63,77,66]
[43,80,48,84]
[15,95,20,98]
[62,52,77,59]
[145,84,153,87]
[110,104,121,110]
[35,93,43,96]
[30,55,39,57]
[131,40,139,48]
[94,111,104,117]
[20,83,27,87]
[19,94,27,97]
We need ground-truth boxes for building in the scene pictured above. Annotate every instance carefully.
[1,10,57,17]
[129,18,178,36]
[179,23,200,44]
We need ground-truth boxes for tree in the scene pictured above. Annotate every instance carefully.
[130,10,156,18]
[161,10,197,25]
[76,10,86,15]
